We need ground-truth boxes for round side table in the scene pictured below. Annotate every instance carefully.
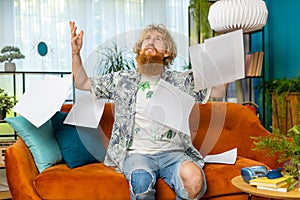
[231,175,300,200]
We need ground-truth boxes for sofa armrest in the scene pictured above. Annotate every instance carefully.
[5,138,42,200]
[191,102,280,169]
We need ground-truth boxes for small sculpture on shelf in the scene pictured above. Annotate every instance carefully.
[0,46,25,71]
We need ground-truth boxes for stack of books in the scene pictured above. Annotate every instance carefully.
[249,176,294,192]
[244,51,264,77]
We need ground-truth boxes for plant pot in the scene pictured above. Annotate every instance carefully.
[4,62,16,72]
[271,92,300,134]
[0,109,6,120]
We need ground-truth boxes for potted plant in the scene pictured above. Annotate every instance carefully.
[0,46,25,71]
[0,88,17,120]
[188,0,214,45]
[251,125,300,190]
[264,74,300,133]
[95,42,135,76]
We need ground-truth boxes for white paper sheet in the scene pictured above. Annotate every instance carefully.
[143,79,195,136]
[190,29,245,90]
[64,93,105,128]
[203,148,237,164]
[13,75,72,128]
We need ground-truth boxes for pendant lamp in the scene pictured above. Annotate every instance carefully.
[208,0,268,33]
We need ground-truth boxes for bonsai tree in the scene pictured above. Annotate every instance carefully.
[0,46,25,63]
[0,46,25,71]
[0,88,17,118]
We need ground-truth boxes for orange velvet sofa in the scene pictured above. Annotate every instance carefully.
[5,102,279,200]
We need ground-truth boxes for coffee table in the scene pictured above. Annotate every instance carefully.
[0,190,11,200]
[231,176,300,200]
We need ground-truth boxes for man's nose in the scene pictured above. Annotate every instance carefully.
[147,40,155,47]
[148,38,155,45]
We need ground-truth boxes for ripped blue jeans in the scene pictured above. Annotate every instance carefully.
[123,151,207,200]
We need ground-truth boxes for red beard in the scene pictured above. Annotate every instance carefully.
[136,47,165,75]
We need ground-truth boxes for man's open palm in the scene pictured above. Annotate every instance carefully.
[70,21,84,55]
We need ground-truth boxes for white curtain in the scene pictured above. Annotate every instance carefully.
[0,0,189,73]
[0,0,15,47]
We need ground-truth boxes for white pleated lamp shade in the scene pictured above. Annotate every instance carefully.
[208,0,268,33]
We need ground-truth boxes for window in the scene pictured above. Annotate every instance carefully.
[1,0,189,73]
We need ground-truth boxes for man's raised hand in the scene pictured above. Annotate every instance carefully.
[69,21,84,55]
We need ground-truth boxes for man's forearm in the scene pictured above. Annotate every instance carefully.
[72,54,91,91]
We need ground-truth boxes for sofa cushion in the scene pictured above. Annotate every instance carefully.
[33,156,267,200]
[51,111,106,168]
[5,116,62,173]
[202,156,269,198]
[34,163,177,200]
[34,163,130,199]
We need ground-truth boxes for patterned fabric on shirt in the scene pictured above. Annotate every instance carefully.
[90,69,210,172]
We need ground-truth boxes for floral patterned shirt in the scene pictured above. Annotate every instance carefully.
[90,69,210,172]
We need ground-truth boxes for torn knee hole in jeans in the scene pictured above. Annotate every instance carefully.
[130,169,155,195]
[180,160,193,169]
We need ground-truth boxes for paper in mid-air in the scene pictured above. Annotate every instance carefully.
[189,29,245,90]
[143,79,195,136]
[64,92,105,128]
[13,75,72,128]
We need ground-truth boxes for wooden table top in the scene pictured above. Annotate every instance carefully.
[231,176,300,199]
[0,190,11,199]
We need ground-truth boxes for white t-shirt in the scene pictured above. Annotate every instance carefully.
[127,74,185,155]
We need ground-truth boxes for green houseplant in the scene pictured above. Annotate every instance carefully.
[252,125,300,190]
[0,88,17,119]
[95,42,135,76]
[0,46,25,71]
[189,0,214,44]
[264,74,300,133]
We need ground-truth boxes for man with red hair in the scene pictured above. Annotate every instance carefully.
[70,21,226,199]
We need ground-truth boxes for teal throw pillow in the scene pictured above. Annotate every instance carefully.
[51,111,106,168]
[5,116,62,173]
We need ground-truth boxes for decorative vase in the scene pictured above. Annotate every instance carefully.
[0,109,6,120]
[271,92,300,134]
[4,62,16,72]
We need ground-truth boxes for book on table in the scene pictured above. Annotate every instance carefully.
[256,184,289,192]
[256,180,299,193]
[249,176,290,188]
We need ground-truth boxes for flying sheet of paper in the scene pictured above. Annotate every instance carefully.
[190,29,245,90]
[64,93,105,128]
[143,79,195,136]
[13,75,72,128]
[203,148,237,164]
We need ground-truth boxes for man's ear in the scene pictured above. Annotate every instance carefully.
[164,51,170,58]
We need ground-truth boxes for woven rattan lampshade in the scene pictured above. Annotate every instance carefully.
[208,0,268,33]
